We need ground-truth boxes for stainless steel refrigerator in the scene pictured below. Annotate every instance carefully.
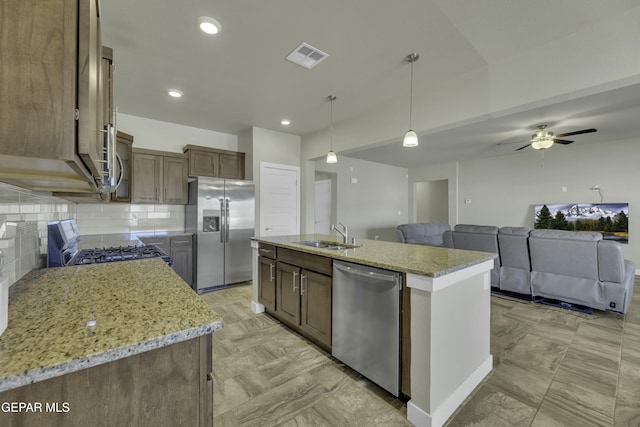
[186,177,255,293]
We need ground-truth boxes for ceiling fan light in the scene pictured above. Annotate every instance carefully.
[403,130,419,147]
[326,150,337,163]
[531,138,554,150]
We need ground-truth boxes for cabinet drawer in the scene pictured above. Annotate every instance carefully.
[171,235,193,247]
[258,243,277,260]
[278,248,332,276]
[139,236,171,254]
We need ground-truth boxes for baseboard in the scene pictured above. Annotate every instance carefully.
[251,300,265,314]
[407,355,493,427]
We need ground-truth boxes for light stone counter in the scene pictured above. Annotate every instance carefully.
[253,234,495,277]
[0,258,222,392]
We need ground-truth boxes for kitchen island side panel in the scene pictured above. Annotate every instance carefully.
[407,262,493,427]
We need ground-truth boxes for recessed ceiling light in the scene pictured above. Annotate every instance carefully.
[281,119,291,126]
[197,16,221,35]
[168,89,183,98]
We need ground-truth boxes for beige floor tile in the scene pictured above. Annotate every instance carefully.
[231,373,330,427]
[445,384,536,427]
[506,332,570,373]
[487,359,555,407]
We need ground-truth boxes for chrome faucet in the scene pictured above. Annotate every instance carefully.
[331,222,348,244]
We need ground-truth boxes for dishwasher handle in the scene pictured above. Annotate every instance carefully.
[334,262,398,283]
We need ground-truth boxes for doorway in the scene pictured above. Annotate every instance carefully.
[314,179,332,234]
[415,179,448,223]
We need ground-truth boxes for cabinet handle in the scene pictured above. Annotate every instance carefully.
[270,263,275,281]
[259,248,272,254]
[292,271,298,292]
[301,274,307,294]
[155,188,158,201]
[173,240,190,244]
[164,188,167,201]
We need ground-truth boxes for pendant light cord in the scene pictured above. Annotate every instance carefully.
[409,59,414,130]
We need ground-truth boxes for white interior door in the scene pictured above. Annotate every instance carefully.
[314,179,331,234]
[260,162,300,237]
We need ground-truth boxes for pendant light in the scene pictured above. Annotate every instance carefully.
[403,53,420,147]
[326,95,338,163]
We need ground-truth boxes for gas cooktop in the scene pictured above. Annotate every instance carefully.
[69,245,171,266]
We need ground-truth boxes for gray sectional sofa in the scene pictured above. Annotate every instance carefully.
[398,222,636,314]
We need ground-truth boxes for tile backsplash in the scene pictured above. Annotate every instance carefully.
[0,183,76,286]
[75,203,185,235]
[0,182,186,287]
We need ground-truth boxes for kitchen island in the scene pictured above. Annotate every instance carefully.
[0,258,222,426]
[251,234,495,427]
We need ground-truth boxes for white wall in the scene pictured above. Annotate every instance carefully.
[416,180,448,223]
[315,157,408,242]
[118,114,237,153]
[410,137,640,265]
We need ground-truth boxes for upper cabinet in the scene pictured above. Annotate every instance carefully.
[131,148,188,204]
[184,145,246,180]
[0,0,109,195]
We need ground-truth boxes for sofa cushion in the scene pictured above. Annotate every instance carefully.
[396,222,451,246]
[598,240,626,283]
[529,230,601,280]
[498,227,531,270]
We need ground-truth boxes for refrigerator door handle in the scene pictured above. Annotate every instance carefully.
[225,197,230,243]
[219,197,225,243]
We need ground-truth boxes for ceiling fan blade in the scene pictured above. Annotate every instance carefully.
[515,144,530,151]
[553,139,573,145]
[555,128,597,138]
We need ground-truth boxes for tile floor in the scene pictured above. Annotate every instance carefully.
[201,279,640,426]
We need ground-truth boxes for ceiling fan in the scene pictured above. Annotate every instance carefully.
[508,124,597,151]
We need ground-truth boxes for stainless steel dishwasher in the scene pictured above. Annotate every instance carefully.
[332,260,402,396]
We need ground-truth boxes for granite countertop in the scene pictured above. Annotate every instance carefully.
[254,234,496,278]
[0,259,222,393]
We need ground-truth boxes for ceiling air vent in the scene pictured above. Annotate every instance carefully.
[286,42,329,70]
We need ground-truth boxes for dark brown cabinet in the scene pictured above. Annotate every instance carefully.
[132,149,188,204]
[276,262,302,326]
[0,0,109,195]
[299,269,332,347]
[266,247,333,350]
[0,334,213,427]
[258,243,277,312]
[170,236,194,286]
[184,145,246,179]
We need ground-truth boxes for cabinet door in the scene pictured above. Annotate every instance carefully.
[258,256,277,312]
[300,269,332,348]
[219,153,244,179]
[132,153,161,203]
[276,262,301,326]
[171,236,193,286]
[189,150,219,177]
[163,156,188,204]
[139,236,171,255]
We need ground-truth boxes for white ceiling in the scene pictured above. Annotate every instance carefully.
[101,0,640,168]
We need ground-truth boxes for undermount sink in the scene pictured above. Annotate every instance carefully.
[295,240,359,250]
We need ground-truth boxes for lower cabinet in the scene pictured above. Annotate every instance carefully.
[264,246,332,351]
[258,255,276,312]
[0,334,213,427]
